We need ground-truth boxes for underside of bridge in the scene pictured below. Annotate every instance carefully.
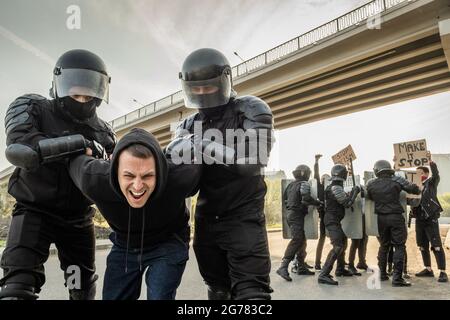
[265,34,450,130]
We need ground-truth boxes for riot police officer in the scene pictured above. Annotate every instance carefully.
[366,160,420,287]
[277,165,322,281]
[0,49,116,299]
[318,164,360,286]
[175,48,274,300]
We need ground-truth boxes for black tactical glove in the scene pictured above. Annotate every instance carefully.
[85,139,108,160]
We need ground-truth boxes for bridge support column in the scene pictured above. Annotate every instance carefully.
[439,4,450,70]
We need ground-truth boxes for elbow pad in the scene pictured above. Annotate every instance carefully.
[5,144,40,170]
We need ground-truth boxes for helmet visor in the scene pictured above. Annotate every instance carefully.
[54,68,110,103]
[181,73,231,109]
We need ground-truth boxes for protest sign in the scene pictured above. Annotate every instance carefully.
[394,139,429,169]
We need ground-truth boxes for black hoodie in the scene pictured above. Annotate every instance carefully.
[68,128,201,252]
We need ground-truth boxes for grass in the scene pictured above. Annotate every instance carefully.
[0,239,5,248]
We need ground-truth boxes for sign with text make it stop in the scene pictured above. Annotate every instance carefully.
[394,139,429,169]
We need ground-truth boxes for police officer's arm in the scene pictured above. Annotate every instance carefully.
[392,176,421,195]
[68,154,116,202]
[300,181,322,206]
[5,95,88,170]
[331,185,360,208]
[226,96,274,176]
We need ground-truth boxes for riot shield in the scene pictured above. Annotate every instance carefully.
[281,179,319,240]
[305,179,319,240]
[281,179,294,239]
[341,175,363,239]
[364,171,378,236]
[341,176,363,239]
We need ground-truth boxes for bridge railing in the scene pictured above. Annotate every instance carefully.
[110,0,413,130]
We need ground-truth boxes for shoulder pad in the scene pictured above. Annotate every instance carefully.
[366,178,375,188]
[391,175,410,188]
[331,185,348,204]
[300,181,311,195]
[5,94,46,135]
[235,96,273,130]
[175,113,197,137]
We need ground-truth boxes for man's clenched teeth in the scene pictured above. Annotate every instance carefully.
[130,190,146,199]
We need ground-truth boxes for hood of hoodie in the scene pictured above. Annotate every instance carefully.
[110,128,168,203]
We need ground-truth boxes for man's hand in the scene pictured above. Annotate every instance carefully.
[352,185,361,195]
[426,151,432,163]
[315,154,322,161]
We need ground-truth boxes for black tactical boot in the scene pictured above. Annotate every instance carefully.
[392,274,411,287]
[318,274,338,285]
[348,265,362,276]
[296,265,315,276]
[356,262,368,270]
[380,273,390,281]
[335,269,354,277]
[276,259,292,282]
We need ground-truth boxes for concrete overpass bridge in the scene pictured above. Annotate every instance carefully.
[109,0,450,147]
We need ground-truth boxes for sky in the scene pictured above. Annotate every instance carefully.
[0,0,449,174]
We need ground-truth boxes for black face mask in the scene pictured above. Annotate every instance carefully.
[60,96,99,121]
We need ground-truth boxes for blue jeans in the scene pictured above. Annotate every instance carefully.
[102,233,189,300]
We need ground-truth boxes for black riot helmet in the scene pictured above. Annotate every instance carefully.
[330,164,348,182]
[50,49,111,121]
[373,160,394,177]
[179,48,233,109]
[293,164,311,181]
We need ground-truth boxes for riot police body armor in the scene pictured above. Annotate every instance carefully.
[0,50,115,300]
[318,164,360,285]
[366,160,420,287]
[277,165,320,281]
[175,48,274,300]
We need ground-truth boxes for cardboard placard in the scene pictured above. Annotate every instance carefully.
[394,139,429,169]
[332,145,357,166]
[403,170,422,199]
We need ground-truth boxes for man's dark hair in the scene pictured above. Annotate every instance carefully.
[417,166,430,174]
[123,144,154,159]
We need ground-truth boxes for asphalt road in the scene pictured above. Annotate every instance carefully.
[36,230,450,300]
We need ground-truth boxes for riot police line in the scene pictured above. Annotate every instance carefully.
[278,155,447,287]
[0,46,446,301]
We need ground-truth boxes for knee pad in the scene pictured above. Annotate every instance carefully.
[431,247,442,252]
[233,286,272,300]
[207,286,231,300]
[0,283,38,300]
[419,246,428,252]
